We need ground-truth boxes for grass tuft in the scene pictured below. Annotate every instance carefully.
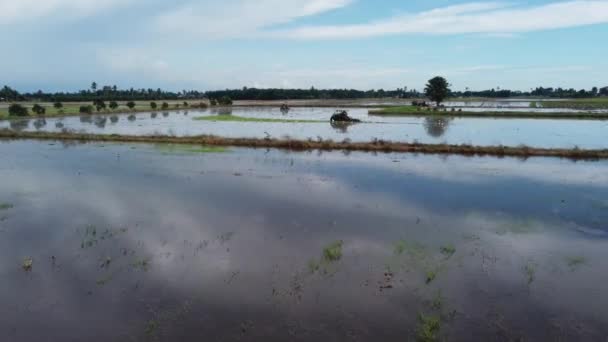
[322,240,344,262]
[417,314,441,342]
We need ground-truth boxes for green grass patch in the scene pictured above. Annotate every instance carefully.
[323,240,344,262]
[309,240,344,274]
[0,100,201,120]
[540,98,608,110]
[565,256,587,270]
[440,245,456,258]
[524,262,536,285]
[0,203,14,211]
[393,239,427,259]
[22,257,33,271]
[425,269,438,284]
[416,314,441,342]
[154,143,229,154]
[194,115,323,123]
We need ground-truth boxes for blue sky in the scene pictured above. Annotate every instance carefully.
[1,0,608,92]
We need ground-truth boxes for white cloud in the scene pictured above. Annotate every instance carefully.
[272,1,608,39]
[156,0,354,38]
[0,0,133,24]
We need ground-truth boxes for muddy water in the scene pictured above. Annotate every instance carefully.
[1,140,608,341]
[2,107,608,149]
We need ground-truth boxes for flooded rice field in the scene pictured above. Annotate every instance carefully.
[1,140,608,341]
[2,107,608,149]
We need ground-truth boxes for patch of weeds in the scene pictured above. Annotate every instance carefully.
[0,203,14,211]
[22,257,33,271]
[308,240,345,274]
[96,273,113,286]
[565,256,587,270]
[416,313,441,342]
[440,245,456,259]
[425,269,438,284]
[144,319,159,338]
[394,240,407,255]
[431,291,443,310]
[218,232,235,244]
[393,239,427,260]
[132,258,151,271]
[308,259,320,273]
[524,262,536,285]
[81,225,128,249]
[322,240,343,262]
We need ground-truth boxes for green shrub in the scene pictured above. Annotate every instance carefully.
[126,101,136,110]
[32,104,46,115]
[150,102,157,109]
[219,96,233,106]
[8,104,29,117]
[161,102,169,110]
[109,101,119,110]
[79,105,93,114]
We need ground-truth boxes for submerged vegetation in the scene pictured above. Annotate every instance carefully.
[566,256,587,270]
[309,240,344,274]
[2,129,608,160]
[416,314,441,342]
[0,203,14,210]
[22,257,33,271]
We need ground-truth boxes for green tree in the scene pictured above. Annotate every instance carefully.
[424,77,451,106]
[8,104,29,117]
[183,101,189,107]
[109,101,119,110]
[150,102,157,109]
[94,99,106,112]
[91,82,97,92]
[219,96,233,106]
[79,105,93,114]
[126,101,136,110]
[161,102,169,110]
[53,102,63,110]
[32,104,46,115]
[210,99,218,106]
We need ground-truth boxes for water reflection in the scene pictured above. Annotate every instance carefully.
[33,118,47,130]
[94,116,107,128]
[110,115,119,123]
[9,119,29,131]
[1,141,608,341]
[79,115,92,123]
[330,121,357,133]
[423,117,452,138]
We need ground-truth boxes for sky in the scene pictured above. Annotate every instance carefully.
[1,0,608,92]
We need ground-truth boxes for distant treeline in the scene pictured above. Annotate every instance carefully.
[2,84,608,102]
[0,83,204,102]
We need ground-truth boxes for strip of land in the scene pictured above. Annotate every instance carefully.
[194,115,324,123]
[1,129,606,160]
[369,106,608,119]
[0,100,206,120]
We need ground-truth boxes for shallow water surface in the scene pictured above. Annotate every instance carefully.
[1,141,608,341]
[2,107,608,149]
